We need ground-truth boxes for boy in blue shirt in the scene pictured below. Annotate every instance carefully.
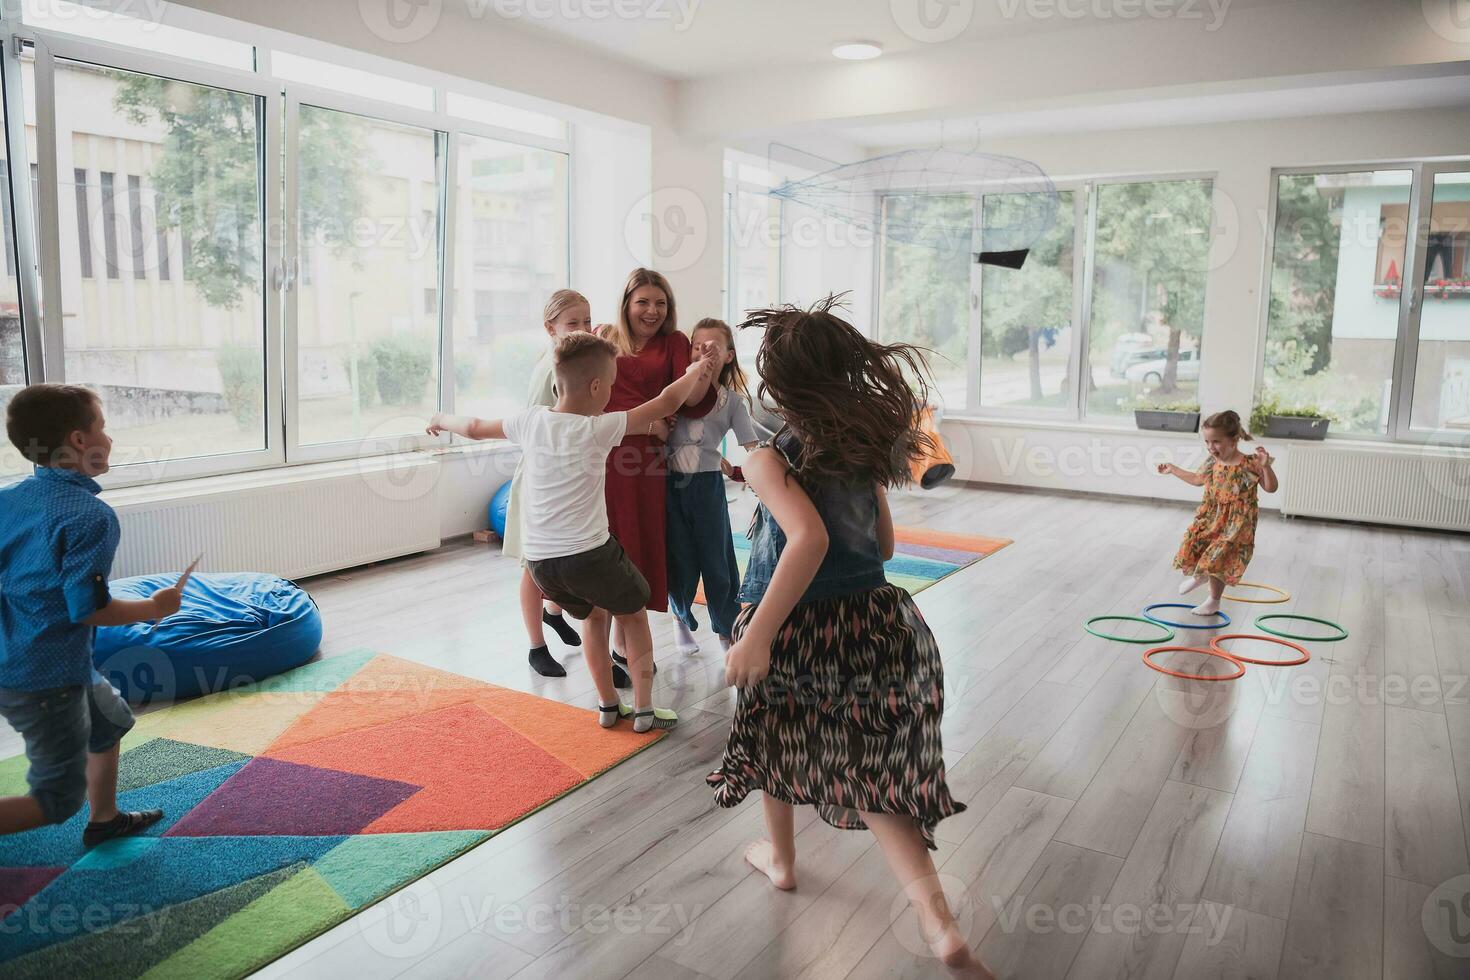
[1,384,192,846]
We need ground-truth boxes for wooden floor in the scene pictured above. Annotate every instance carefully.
[9,483,1469,978]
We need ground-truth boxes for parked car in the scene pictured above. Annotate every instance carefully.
[1112,346,1166,379]
[1125,348,1200,386]
[1109,333,1159,377]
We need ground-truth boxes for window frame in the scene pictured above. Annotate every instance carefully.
[874,170,1216,425]
[25,30,287,485]
[724,172,782,327]
[282,84,449,465]
[1254,159,1470,445]
[0,8,575,486]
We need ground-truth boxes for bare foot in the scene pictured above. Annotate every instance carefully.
[744,839,796,890]
[931,923,995,979]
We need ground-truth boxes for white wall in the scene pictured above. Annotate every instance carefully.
[931,105,1470,506]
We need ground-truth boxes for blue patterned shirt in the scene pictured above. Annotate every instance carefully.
[0,466,119,690]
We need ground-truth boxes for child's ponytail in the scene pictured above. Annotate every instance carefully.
[1202,409,1253,441]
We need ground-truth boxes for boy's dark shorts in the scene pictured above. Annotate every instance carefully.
[526,537,650,620]
[0,676,136,825]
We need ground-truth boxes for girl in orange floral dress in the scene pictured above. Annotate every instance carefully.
[1157,410,1279,616]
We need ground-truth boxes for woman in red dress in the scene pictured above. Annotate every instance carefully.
[601,268,717,686]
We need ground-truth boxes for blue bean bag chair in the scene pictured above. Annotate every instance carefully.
[93,572,323,704]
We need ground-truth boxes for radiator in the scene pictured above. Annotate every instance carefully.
[1282,444,1470,532]
[105,455,444,580]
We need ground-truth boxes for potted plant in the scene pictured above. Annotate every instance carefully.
[1250,396,1333,440]
[1134,399,1200,433]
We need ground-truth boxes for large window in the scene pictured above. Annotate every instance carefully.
[55,58,269,470]
[450,134,568,421]
[877,193,971,409]
[876,177,1214,421]
[0,5,574,485]
[293,105,441,449]
[1262,170,1412,436]
[1410,171,1470,432]
[979,190,1078,412]
[1262,165,1469,440]
[0,47,27,481]
[1085,179,1213,420]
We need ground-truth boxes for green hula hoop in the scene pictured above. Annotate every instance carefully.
[1085,615,1176,645]
[1253,614,1349,643]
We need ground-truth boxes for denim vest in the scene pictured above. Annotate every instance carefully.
[738,436,887,606]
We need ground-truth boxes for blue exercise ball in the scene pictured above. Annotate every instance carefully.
[489,480,513,537]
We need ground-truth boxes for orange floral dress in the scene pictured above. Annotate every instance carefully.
[1173,457,1259,585]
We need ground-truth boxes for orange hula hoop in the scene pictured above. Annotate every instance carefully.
[1142,645,1246,682]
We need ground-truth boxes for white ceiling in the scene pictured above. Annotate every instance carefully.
[826,71,1470,149]
[478,0,1303,80]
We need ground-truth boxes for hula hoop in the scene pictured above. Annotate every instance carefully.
[1222,581,1291,604]
[1084,615,1175,645]
[1143,603,1231,630]
[1210,633,1310,667]
[1253,614,1349,642]
[1142,645,1246,682]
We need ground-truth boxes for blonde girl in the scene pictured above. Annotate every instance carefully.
[665,318,760,655]
[1158,409,1279,615]
[503,289,592,676]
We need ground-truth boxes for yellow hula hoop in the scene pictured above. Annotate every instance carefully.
[1222,581,1291,604]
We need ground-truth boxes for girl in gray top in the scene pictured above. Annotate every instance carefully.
[665,319,759,654]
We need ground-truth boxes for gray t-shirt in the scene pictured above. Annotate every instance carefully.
[667,387,758,474]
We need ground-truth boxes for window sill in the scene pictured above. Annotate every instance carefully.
[101,440,517,508]
[940,414,1469,457]
[941,414,1203,440]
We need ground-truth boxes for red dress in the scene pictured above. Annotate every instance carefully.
[605,331,716,613]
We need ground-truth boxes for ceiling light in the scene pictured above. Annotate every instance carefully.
[832,41,882,61]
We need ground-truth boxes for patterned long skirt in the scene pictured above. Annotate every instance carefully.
[706,584,964,849]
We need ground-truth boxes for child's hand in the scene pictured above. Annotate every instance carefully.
[724,636,771,688]
[426,413,448,437]
[149,556,197,620]
[1156,462,1172,475]
[1253,445,1273,469]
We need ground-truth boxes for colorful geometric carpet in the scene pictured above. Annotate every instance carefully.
[0,650,664,979]
[697,525,1011,605]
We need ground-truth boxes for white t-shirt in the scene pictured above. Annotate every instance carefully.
[502,407,629,561]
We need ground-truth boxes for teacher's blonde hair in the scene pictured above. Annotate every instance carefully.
[604,268,677,356]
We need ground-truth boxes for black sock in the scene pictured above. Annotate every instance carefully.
[611,658,632,689]
[528,645,566,678]
[542,610,581,647]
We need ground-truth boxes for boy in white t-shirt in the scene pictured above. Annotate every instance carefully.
[429,332,716,733]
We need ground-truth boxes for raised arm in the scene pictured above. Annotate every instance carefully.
[1251,446,1279,493]
[427,413,506,441]
[1156,462,1206,487]
[724,447,829,688]
[626,350,715,434]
